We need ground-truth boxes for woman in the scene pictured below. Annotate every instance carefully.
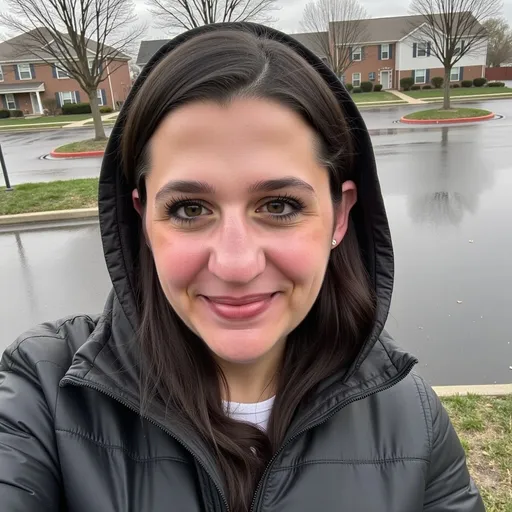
[0,23,484,512]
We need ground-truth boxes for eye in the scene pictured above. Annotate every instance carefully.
[263,200,295,215]
[256,195,306,221]
[165,199,213,223]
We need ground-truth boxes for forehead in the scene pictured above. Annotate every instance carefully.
[146,98,326,189]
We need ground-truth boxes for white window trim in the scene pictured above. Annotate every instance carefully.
[352,73,361,86]
[381,44,390,60]
[60,91,77,105]
[450,67,460,82]
[5,93,16,110]
[17,63,33,80]
[417,42,427,58]
[97,89,104,106]
[352,46,362,61]
[56,66,70,79]
[0,66,3,82]
[415,69,427,84]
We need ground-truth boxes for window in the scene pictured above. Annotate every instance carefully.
[352,46,362,61]
[17,63,33,80]
[450,67,460,81]
[97,89,104,106]
[352,73,361,87]
[56,66,70,79]
[0,66,3,82]
[60,91,76,105]
[381,44,390,60]
[415,69,426,84]
[369,71,376,81]
[454,40,463,55]
[417,42,427,57]
[5,93,16,110]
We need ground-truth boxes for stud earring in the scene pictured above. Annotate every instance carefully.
[332,239,337,246]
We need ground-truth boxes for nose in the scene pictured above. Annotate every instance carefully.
[208,215,265,284]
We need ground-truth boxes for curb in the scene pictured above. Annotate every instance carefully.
[50,149,105,159]
[433,384,512,397]
[0,207,98,225]
[400,112,495,124]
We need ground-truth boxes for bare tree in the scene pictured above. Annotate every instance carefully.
[483,17,512,67]
[147,0,278,33]
[409,0,501,109]
[301,0,369,79]
[1,0,145,140]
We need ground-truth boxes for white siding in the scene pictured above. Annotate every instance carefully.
[397,34,487,71]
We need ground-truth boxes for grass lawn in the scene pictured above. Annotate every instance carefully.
[54,138,108,153]
[0,178,98,215]
[441,394,512,511]
[403,107,492,120]
[352,91,403,103]
[404,87,512,99]
[0,113,94,126]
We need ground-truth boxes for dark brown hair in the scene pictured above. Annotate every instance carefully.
[121,27,375,512]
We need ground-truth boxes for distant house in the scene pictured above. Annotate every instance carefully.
[0,28,131,114]
[136,14,487,90]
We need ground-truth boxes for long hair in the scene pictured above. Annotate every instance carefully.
[121,27,376,512]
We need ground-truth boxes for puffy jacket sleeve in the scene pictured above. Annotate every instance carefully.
[423,383,485,511]
[0,339,61,510]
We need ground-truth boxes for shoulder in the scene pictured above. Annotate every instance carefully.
[1,315,99,377]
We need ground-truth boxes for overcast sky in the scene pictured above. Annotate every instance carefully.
[132,0,512,39]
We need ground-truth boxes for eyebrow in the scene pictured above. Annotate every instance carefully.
[155,176,315,205]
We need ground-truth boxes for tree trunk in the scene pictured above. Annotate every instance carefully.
[443,67,451,110]
[88,90,107,141]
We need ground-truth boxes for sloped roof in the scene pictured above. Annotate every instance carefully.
[136,39,170,66]
[289,32,329,57]
[0,28,130,62]
[330,13,482,44]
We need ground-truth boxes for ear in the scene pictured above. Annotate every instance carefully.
[332,180,357,248]
[132,189,143,217]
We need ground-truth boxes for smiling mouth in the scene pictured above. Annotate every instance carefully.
[200,293,280,320]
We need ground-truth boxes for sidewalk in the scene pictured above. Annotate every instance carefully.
[388,90,426,104]
[0,112,119,131]
[64,112,118,127]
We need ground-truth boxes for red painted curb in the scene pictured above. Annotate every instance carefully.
[400,112,495,124]
[50,149,105,159]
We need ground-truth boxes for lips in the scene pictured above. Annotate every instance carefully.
[200,293,278,320]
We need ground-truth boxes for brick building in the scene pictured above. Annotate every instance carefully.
[0,29,131,115]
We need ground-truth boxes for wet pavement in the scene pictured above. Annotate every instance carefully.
[1,100,511,385]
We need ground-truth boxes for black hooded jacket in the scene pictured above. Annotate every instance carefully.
[0,23,484,511]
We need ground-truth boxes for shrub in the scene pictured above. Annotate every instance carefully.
[461,80,473,88]
[0,109,10,119]
[473,77,487,87]
[410,85,421,90]
[352,87,362,93]
[10,110,24,118]
[487,81,505,87]
[431,76,444,89]
[42,98,59,116]
[422,85,432,90]
[450,83,460,88]
[345,83,353,92]
[99,106,113,114]
[61,102,92,115]
[400,77,414,91]
[360,81,373,92]
[373,84,383,92]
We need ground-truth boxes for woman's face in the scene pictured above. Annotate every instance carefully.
[134,98,356,372]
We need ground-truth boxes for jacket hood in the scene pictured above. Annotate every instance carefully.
[98,22,394,376]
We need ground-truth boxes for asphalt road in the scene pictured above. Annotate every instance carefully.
[1,99,511,385]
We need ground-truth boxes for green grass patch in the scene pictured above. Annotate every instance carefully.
[0,178,98,215]
[404,87,512,99]
[351,91,403,103]
[0,114,93,126]
[54,138,108,153]
[441,394,512,511]
[403,107,492,120]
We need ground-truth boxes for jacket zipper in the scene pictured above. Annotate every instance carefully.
[248,359,417,512]
[60,376,231,512]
